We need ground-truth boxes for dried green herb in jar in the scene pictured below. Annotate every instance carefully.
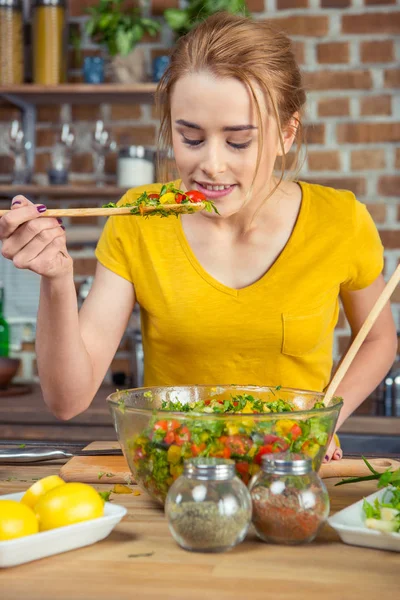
[168,501,249,550]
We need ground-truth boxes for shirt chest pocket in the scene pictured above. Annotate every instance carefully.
[282,300,339,357]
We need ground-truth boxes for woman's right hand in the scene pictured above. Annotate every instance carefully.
[0,195,73,279]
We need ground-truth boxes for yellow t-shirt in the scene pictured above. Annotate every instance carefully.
[95,180,383,391]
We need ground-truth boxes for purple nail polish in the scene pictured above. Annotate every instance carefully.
[57,218,63,224]
[325,455,329,461]
[37,204,47,213]
[61,225,66,231]
[12,200,21,206]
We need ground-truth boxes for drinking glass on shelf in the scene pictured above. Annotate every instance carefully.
[90,120,117,187]
[8,120,31,184]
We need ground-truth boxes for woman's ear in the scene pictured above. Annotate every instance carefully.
[276,112,300,156]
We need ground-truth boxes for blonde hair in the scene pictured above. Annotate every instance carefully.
[155,12,306,196]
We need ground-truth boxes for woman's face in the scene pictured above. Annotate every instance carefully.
[170,71,286,218]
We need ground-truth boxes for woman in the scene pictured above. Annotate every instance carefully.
[0,13,396,461]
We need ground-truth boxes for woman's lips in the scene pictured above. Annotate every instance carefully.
[194,182,236,200]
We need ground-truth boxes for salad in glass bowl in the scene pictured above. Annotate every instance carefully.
[107,385,343,505]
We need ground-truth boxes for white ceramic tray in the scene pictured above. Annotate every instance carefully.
[328,486,400,552]
[0,492,127,568]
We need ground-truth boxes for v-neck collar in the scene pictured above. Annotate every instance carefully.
[174,180,309,297]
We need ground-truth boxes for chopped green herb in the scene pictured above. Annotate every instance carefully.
[98,490,112,502]
[18,443,26,448]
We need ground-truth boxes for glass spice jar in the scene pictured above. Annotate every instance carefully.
[32,0,67,84]
[249,452,330,545]
[0,0,24,85]
[165,458,252,553]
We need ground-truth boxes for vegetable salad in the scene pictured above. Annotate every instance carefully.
[126,392,336,503]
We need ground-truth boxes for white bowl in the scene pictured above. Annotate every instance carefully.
[0,492,127,568]
[328,486,400,552]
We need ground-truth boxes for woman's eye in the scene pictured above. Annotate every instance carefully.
[182,136,203,147]
[229,141,252,150]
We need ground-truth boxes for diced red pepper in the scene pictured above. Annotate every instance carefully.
[255,444,274,464]
[290,424,302,441]
[164,431,175,445]
[191,443,206,456]
[175,193,185,204]
[236,461,250,484]
[147,193,160,200]
[174,426,191,446]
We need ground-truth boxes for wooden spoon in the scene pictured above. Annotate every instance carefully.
[323,263,400,406]
[0,203,206,218]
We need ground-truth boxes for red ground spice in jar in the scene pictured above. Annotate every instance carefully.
[249,453,330,544]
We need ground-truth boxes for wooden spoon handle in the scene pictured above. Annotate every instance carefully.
[324,263,400,406]
[0,203,205,218]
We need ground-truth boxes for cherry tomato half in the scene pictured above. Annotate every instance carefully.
[147,193,160,200]
[185,190,206,203]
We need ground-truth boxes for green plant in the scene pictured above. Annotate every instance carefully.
[85,0,161,57]
[164,0,249,38]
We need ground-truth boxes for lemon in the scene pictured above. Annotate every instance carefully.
[333,433,341,448]
[21,474,65,509]
[0,500,38,541]
[35,482,104,531]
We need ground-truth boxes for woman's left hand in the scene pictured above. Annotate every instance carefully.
[324,437,343,462]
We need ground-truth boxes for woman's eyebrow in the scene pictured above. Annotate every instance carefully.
[175,119,257,132]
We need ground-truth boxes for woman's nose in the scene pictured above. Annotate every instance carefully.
[199,144,226,179]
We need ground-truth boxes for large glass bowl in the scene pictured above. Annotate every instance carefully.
[107,385,343,505]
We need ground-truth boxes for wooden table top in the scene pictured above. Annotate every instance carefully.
[0,460,398,599]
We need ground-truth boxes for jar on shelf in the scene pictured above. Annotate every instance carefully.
[32,0,67,85]
[0,0,24,85]
[165,458,252,553]
[117,146,155,188]
[249,452,330,545]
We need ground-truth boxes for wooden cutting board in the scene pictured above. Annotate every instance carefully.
[58,441,400,484]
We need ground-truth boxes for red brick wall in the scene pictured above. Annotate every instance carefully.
[0,0,399,379]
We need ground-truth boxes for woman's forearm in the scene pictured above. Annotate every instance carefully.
[35,275,95,420]
[333,336,397,430]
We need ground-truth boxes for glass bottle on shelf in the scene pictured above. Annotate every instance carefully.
[32,0,67,85]
[0,0,24,84]
[0,283,10,357]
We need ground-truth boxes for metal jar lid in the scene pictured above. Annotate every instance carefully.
[0,0,22,8]
[261,452,312,476]
[118,145,153,161]
[184,458,236,481]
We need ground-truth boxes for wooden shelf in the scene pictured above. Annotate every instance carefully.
[0,185,128,199]
[0,83,157,104]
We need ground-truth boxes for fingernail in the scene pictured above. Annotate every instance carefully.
[325,455,329,461]
[61,225,65,230]
[57,218,63,224]
[37,204,47,213]
[12,200,21,206]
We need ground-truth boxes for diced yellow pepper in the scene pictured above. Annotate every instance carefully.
[200,432,209,442]
[302,442,320,458]
[167,444,182,464]
[170,464,184,478]
[242,402,254,414]
[247,445,257,458]
[249,464,260,476]
[159,192,176,204]
[111,484,133,494]
[275,419,296,436]
[227,424,239,436]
